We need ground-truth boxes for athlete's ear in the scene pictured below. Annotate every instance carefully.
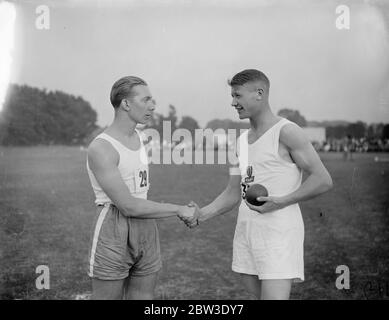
[122,99,131,111]
[256,88,264,100]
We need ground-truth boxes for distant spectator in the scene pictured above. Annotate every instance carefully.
[342,135,354,161]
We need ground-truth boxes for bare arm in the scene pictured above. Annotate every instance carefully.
[88,139,193,219]
[198,168,242,223]
[246,123,333,213]
[280,124,333,205]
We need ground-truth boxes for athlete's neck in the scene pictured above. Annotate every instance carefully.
[107,112,137,138]
[249,106,278,132]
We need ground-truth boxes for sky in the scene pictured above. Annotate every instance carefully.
[4,0,389,126]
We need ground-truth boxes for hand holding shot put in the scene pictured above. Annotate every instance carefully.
[190,69,333,300]
[243,183,287,214]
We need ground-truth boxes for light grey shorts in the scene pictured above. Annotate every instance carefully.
[87,204,162,280]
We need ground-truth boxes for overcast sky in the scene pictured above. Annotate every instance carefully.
[8,0,389,126]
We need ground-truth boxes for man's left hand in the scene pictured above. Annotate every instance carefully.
[244,196,287,214]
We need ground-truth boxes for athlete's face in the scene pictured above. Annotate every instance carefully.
[126,85,156,124]
[231,82,264,120]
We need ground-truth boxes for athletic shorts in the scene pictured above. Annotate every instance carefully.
[232,219,305,282]
[87,204,162,280]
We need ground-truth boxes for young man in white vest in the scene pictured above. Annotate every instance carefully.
[184,69,333,299]
[86,76,198,300]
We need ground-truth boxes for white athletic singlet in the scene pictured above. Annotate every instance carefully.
[232,118,305,282]
[86,130,149,205]
[237,118,303,222]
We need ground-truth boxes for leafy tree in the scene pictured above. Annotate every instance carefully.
[206,119,249,131]
[165,104,178,133]
[326,126,347,139]
[178,116,199,135]
[346,121,366,139]
[277,108,307,127]
[382,124,389,140]
[0,84,98,145]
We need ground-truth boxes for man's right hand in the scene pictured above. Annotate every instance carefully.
[177,203,201,228]
[183,201,203,228]
[177,205,196,223]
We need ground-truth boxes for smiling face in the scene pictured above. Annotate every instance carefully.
[230,81,265,120]
[125,85,156,124]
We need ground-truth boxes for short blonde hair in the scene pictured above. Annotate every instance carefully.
[229,69,270,91]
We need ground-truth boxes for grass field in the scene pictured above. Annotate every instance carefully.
[0,146,388,300]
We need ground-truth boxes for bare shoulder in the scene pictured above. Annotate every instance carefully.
[279,122,310,149]
[87,138,119,165]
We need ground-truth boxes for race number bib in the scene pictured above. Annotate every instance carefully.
[241,165,254,199]
[134,168,149,193]
[241,182,248,200]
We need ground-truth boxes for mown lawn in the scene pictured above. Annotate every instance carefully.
[0,147,388,299]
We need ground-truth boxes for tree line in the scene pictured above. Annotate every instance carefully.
[0,84,98,145]
[277,108,389,140]
[0,84,387,146]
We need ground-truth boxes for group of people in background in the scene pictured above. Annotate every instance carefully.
[320,136,389,155]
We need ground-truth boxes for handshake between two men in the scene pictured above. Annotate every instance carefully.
[177,201,203,229]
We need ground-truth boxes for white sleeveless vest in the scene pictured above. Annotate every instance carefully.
[236,118,303,225]
[86,130,149,205]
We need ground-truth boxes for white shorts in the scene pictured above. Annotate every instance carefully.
[232,218,305,282]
